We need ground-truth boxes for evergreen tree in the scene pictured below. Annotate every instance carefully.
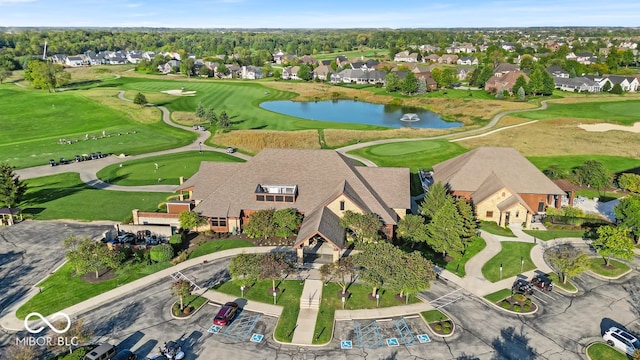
[456,197,477,242]
[517,86,526,101]
[402,72,418,94]
[133,92,147,106]
[416,77,427,94]
[0,163,26,208]
[419,182,450,220]
[513,75,528,95]
[425,199,465,258]
[205,107,217,125]
[195,102,206,120]
[218,110,230,128]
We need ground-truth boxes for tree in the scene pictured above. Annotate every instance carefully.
[601,81,612,92]
[622,50,635,67]
[259,253,291,292]
[25,60,70,92]
[541,70,555,95]
[618,173,640,193]
[396,214,428,245]
[244,209,276,239]
[50,318,92,355]
[339,210,382,242]
[614,195,640,243]
[179,211,203,231]
[229,253,262,288]
[171,279,192,311]
[416,77,427,94]
[385,72,401,92]
[548,245,590,284]
[593,225,635,265]
[218,110,230,128]
[353,241,402,297]
[574,160,611,194]
[216,63,230,77]
[543,165,568,180]
[425,199,465,258]
[4,341,41,360]
[297,64,312,81]
[150,243,174,262]
[456,197,477,242]
[198,65,211,77]
[517,86,526,101]
[195,102,206,120]
[67,238,124,278]
[205,107,217,125]
[386,251,435,299]
[180,58,195,77]
[0,69,12,84]
[611,83,624,94]
[133,92,147,106]
[319,257,356,296]
[513,76,528,96]
[0,163,27,208]
[402,72,418,94]
[528,68,544,95]
[419,182,450,220]
[272,208,302,238]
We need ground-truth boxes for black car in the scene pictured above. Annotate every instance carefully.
[512,279,534,295]
[112,350,137,360]
[531,274,553,291]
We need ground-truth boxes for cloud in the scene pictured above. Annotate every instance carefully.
[125,2,143,8]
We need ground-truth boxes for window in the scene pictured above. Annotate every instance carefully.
[276,195,284,202]
[285,196,294,202]
[211,217,227,227]
[256,195,265,201]
[340,201,345,211]
[486,211,494,218]
[515,211,520,218]
[266,195,274,202]
[538,201,545,212]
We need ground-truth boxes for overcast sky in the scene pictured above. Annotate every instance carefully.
[1,0,639,28]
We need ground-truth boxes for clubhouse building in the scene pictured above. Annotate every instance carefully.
[176,148,410,261]
[432,147,566,229]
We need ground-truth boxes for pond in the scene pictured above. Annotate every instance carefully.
[260,100,463,129]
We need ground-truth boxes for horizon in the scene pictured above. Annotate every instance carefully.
[1,0,639,29]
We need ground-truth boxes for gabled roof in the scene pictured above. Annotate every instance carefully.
[433,147,564,196]
[294,206,345,249]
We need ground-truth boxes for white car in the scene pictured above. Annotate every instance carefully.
[602,326,640,356]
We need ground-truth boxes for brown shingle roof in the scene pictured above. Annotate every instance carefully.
[433,147,565,196]
[294,206,345,249]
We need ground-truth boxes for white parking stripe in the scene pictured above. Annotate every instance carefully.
[532,294,548,304]
[534,289,557,300]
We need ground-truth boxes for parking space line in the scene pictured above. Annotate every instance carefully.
[221,314,261,341]
[531,294,548,304]
[534,289,556,300]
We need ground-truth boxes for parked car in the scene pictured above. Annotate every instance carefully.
[117,233,136,244]
[531,274,553,291]
[83,343,117,360]
[511,279,533,295]
[145,234,160,245]
[226,147,235,153]
[603,326,640,356]
[213,302,239,326]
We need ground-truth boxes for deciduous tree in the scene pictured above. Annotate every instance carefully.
[25,60,70,92]
[353,241,401,297]
[244,209,276,239]
[402,71,418,94]
[229,253,262,288]
[170,279,192,311]
[272,208,302,238]
[396,214,428,245]
[339,210,382,242]
[179,211,203,231]
[574,160,611,194]
[150,243,174,262]
[259,253,291,292]
[386,251,435,300]
[614,195,640,243]
[385,72,401,92]
[0,163,26,208]
[67,238,124,278]
[548,244,590,284]
[320,257,356,296]
[593,225,635,265]
[618,173,640,193]
[133,92,147,106]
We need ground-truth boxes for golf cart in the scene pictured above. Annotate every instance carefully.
[511,278,534,295]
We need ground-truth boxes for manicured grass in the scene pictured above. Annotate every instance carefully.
[588,258,631,278]
[528,154,640,175]
[481,242,536,282]
[480,221,516,237]
[483,288,512,303]
[214,280,303,343]
[348,140,467,172]
[513,100,640,125]
[312,282,420,344]
[420,309,449,323]
[180,294,207,310]
[96,151,245,186]
[313,48,388,61]
[0,86,194,169]
[546,273,577,292]
[575,189,625,202]
[16,260,172,319]
[21,173,171,221]
[444,236,487,277]
[587,343,628,360]
[187,239,254,259]
[523,229,585,241]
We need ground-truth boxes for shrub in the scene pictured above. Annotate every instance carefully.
[513,304,521,312]
[501,301,511,309]
[443,327,451,334]
[172,303,180,316]
[169,234,182,245]
[513,294,526,302]
[434,323,443,331]
[523,304,531,311]
[122,214,133,224]
[525,299,532,306]
[183,306,192,315]
[134,249,146,263]
[444,321,452,329]
[390,98,403,105]
[150,244,174,262]
[171,250,189,265]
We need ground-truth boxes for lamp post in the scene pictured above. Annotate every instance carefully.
[273,291,277,305]
[520,257,524,274]
[376,293,380,308]
[198,141,202,154]
[241,286,245,299]
[405,293,409,305]
[499,263,503,281]
[341,296,345,310]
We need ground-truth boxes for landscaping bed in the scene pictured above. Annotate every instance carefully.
[171,295,207,318]
[546,273,577,293]
[484,289,536,314]
[586,342,628,360]
[588,258,631,278]
[421,310,454,336]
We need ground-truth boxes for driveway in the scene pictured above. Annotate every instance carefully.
[0,220,114,317]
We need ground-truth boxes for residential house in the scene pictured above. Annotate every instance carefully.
[331,69,385,85]
[298,55,316,65]
[424,54,441,63]
[419,44,440,53]
[501,43,516,52]
[51,54,67,64]
[351,59,379,71]
[272,50,286,64]
[456,66,474,81]
[176,149,410,261]
[65,56,84,67]
[313,65,335,81]
[282,66,300,80]
[158,59,180,74]
[318,59,332,66]
[546,65,570,78]
[394,50,419,63]
[241,65,263,80]
[485,71,529,94]
[83,51,102,66]
[554,77,601,93]
[604,75,639,92]
[456,57,478,66]
[493,63,520,77]
[575,52,596,65]
[414,72,438,91]
[431,147,565,229]
[142,51,156,61]
[335,56,349,67]
[438,55,459,64]
[126,51,142,64]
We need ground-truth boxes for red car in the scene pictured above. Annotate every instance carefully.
[213,302,239,326]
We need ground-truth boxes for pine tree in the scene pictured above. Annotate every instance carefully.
[416,77,427,94]
[218,110,230,128]
[195,102,205,120]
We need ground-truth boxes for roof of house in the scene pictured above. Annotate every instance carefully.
[494,63,520,74]
[178,149,409,225]
[433,147,565,196]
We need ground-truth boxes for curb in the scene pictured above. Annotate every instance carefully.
[483,297,539,316]
[419,309,456,338]
[586,268,633,281]
[169,297,208,320]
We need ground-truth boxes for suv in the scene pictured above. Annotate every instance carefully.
[531,274,553,292]
[512,279,533,295]
[83,343,117,360]
[213,302,239,326]
[603,326,640,356]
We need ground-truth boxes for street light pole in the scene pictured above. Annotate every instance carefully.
[500,263,503,281]
[520,257,524,273]
[376,293,380,308]
[198,141,202,154]
[273,291,277,305]
[241,286,245,299]
[341,296,345,310]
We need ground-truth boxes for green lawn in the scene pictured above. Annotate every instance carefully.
[483,288,512,303]
[0,85,194,169]
[546,273,577,292]
[522,229,585,241]
[214,280,302,342]
[513,100,640,125]
[188,239,254,259]
[179,294,207,310]
[588,258,631,278]
[313,48,388,61]
[420,309,449,323]
[481,242,536,282]
[16,260,172,319]
[96,151,245,186]
[528,155,640,175]
[312,282,421,344]
[21,173,171,221]
[575,189,625,202]
[444,236,487,277]
[348,140,467,171]
[587,343,628,360]
[480,221,516,237]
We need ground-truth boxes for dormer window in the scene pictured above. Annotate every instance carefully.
[340,201,345,211]
[255,184,297,203]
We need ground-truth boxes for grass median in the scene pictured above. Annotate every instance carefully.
[481,242,536,282]
[588,258,631,278]
[587,343,628,360]
[522,229,585,241]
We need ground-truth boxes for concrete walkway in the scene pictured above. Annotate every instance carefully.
[291,275,323,345]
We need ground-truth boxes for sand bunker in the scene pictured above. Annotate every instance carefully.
[161,89,197,96]
[579,122,640,133]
